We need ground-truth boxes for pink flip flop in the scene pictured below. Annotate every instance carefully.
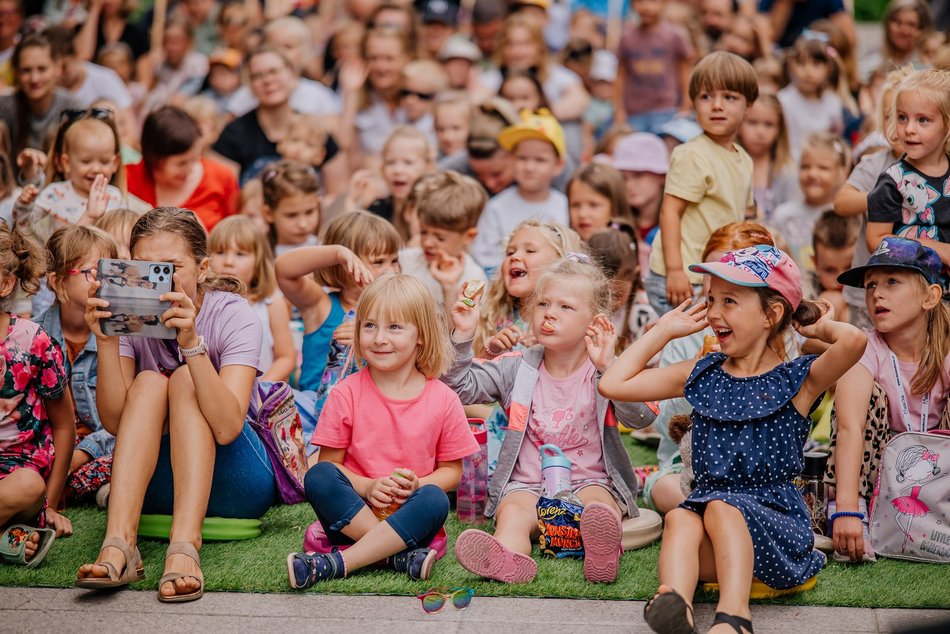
[454,529,537,583]
[581,502,623,583]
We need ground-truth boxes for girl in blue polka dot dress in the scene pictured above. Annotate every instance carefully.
[601,245,867,634]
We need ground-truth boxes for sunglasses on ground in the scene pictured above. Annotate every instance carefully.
[416,587,475,613]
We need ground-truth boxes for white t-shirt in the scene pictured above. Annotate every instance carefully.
[469,185,569,271]
[769,200,830,271]
[777,85,843,163]
[227,78,342,118]
[398,246,487,305]
[69,62,133,109]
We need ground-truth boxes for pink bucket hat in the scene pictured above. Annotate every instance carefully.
[611,132,668,174]
[689,245,803,310]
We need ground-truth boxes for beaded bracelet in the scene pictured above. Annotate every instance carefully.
[829,511,865,521]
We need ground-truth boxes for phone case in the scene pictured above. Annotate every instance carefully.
[97,259,176,339]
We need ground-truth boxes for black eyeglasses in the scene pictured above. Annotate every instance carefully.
[60,107,114,123]
[400,88,435,101]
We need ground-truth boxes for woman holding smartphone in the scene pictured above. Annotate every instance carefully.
[75,207,276,603]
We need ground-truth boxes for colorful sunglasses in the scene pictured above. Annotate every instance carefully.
[416,587,475,614]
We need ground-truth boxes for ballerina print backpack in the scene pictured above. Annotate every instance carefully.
[869,430,950,563]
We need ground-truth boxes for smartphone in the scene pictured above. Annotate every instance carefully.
[96,259,176,339]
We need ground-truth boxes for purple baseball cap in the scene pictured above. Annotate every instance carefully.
[689,245,804,309]
[837,237,943,288]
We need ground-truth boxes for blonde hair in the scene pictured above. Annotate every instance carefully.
[745,93,793,172]
[498,14,550,83]
[382,125,434,164]
[354,274,453,379]
[286,114,328,148]
[475,220,583,354]
[208,215,277,302]
[46,225,119,305]
[402,59,448,93]
[801,131,851,171]
[416,170,486,232]
[434,91,472,117]
[527,256,612,325]
[48,116,126,193]
[317,211,402,289]
[887,69,950,152]
[877,66,915,134]
[94,207,139,254]
[0,223,46,304]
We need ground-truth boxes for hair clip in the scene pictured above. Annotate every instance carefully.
[262,169,278,182]
[566,252,591,264]
[610,222,621,231]
[801,29,830,44]
[826,46,839,59]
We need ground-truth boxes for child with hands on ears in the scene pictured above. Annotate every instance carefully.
[444,257,656,585]
[599,245,867,634]
[287,275,478,588]
[76,207,274,603]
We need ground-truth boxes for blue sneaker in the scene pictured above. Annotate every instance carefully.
[286,550,345,589]
[391,547,437,581]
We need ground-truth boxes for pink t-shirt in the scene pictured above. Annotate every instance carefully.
[312,367,478,478]
[859,329,950,432]
[510,359,609,485]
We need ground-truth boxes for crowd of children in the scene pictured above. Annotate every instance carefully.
[0,0,949,631]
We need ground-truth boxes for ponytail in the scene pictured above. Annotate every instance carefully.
[791,299,824,328]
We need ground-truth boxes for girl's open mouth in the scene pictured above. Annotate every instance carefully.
[509,267,527,279]
[714,327,733,343]
[540,320,555,335]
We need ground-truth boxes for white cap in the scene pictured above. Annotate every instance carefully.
[589,50,618,82]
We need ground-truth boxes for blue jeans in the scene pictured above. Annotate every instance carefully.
[304,462,448,549]
[142,422,277,519]
[76,428,115,460]
[627,108,678,135]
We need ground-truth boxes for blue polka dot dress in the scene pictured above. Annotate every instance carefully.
[681,353,827,589]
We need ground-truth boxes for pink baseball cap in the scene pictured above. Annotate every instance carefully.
[689,245,803,309]
[611,132,668,174]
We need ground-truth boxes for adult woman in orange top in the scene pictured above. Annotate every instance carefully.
[125,106,238,232]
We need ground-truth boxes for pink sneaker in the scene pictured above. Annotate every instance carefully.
[454,529,537,583]
[581,503,622,583]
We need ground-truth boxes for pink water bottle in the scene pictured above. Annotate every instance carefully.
[457,419,488,523]
[540,444,572,497]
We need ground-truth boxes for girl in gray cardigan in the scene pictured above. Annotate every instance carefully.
[443,258,657,584]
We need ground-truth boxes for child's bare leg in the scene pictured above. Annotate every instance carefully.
[69,449,93,473]
[704,500,754,629]
[493,491,540,555]
[0,469,47,560]
[656,507,717,619]
[339,517,410,571]
[650,474,687,514]
[78,372,168,580]
[160,367,215,599]
[575,484,621,513]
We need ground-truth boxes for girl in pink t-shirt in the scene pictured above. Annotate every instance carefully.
[446,256,651,585]
[830,238,950,563]
[287,275,478,588]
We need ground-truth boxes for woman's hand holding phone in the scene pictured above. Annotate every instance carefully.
[161,280,200,349]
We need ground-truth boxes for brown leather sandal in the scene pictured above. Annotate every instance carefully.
[157,542,205,603]
[75,537,145,589]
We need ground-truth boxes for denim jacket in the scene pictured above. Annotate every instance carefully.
[37,305,103,433]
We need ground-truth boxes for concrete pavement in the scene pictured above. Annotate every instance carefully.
[2,588,949,633]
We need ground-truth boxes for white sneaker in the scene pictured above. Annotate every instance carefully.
[95,483,110,509]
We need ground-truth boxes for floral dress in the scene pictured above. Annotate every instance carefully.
[0,316,68,482]
[681,352,827,589]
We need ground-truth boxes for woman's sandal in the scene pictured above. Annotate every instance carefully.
[712,612,753,634]
[75,537,145,588]
[158,541,205,603]
[0,524,56,569]
[643,589,698,634]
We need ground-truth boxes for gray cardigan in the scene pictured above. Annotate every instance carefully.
[442,339,656,517]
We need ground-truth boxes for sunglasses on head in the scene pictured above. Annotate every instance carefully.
[416,587,475,614]
[400,88,435,101]
[61,107,114,123]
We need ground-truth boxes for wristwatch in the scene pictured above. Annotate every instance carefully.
[179,336,207,358]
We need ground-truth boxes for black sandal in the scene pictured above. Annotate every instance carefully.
[712,612,753,634]
[643,589,698,634]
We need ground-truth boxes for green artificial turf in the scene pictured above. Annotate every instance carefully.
[2,435,948,607]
